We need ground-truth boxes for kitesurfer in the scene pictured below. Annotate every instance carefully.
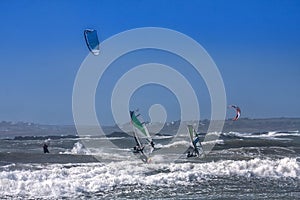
[43,143,49,153]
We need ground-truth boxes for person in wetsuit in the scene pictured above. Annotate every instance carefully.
[43,143,49,153]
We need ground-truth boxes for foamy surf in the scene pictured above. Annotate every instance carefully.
[223,131,300,140]
[154,141,190,149]
[0,126,300,199]
[0,158,298,199]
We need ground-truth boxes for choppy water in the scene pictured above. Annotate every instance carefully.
[0,130,299,199]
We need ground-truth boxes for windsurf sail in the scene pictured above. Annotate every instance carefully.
[84,29,100,56]
[228,105,241,121]
[132,128,149,162]
[130,110,153,146]
[130,110,154,162]
[187,125,202,157]
[133,130,142,148]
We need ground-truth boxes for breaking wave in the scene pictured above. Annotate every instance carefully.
[0,157,298,199]
[222,131,300,140]
[60,142,90,155]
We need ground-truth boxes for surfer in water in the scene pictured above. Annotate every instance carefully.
[43,143,49,153]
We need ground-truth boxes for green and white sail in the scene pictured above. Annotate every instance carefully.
[130,110,154,162]
[130,111,153,144]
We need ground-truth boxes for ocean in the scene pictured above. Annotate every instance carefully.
[0,123,299,199]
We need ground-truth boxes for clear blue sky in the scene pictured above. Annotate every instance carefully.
[0,0,299,125]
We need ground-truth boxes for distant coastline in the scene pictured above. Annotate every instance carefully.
[0,118,299,139]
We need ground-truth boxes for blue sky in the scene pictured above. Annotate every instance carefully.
[0,0,299,125]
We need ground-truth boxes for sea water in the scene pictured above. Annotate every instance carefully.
[0,130,299,199]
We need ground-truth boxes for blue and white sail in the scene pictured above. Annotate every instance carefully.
[187,124,203,157]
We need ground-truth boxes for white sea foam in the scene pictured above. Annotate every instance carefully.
[152,135,174,139]
[205,132,222,136]
[223,131,299,140]
[59,142,90,155]
[154,140,190,149]
[59,142,132,160]
[0,158,298,198]
[76,136,126,141]
[201,139,224,145]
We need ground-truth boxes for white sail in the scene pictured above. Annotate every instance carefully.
[187,125,203,157]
